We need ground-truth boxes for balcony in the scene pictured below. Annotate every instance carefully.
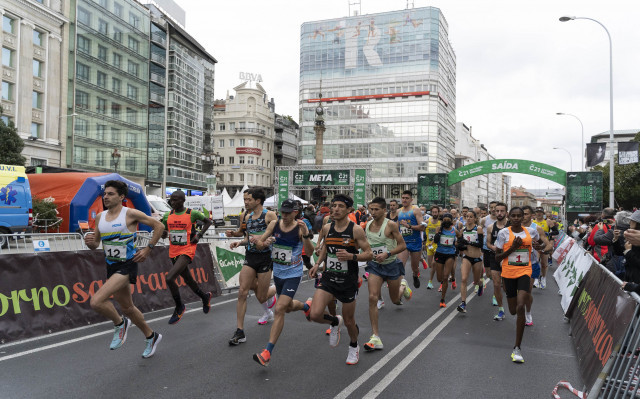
[151,32,166,47]
[274,147,283,157]
[274,132,283,143]
[150,52,166,66]
[234,128,265,135]
[150,72,166,86]
[150,92,165,105]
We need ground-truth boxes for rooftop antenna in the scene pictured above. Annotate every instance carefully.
[406,0,414,9]
[348,0,361,17]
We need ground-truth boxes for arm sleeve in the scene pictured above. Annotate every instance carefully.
[161,212,170,229]
[191,210,208,223]
[470,233,484,248]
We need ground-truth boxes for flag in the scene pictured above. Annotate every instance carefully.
[586,143,606,167]
[618,141,639,165]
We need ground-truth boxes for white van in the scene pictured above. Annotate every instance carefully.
[146,195,171,220]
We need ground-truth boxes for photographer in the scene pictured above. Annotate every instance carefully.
[594,210,631,279]
[621,211,640,293]
[587,208,617,263]
[568,217,589,246]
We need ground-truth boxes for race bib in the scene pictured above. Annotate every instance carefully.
[371,245,388,257]
[439,235,454,246]
[272,243,293,265]
[169,229,187,246]
[103,240,127,262]
[400,225,412,236]
[508,248,530,266]
[463,231,478,244]
[428,227,436,242]
[326,253,347,273]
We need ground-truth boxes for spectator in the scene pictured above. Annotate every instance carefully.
[587,208,616,262]
[313,202,331,233]
[568,218,589,246]
[621,211,640,293]
[594,211,630,279]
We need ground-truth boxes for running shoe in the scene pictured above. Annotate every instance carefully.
[525,313,533,326]
[141,332,162,358]
[377,299,385,309]
[427,280,433,289]
[540,277,546,289]
[267,294,277,309]
[421,259,428,269]
[258,309,274,325]
[494,310,505,321]
[325,328,331,335]
[346,345,360,365]
[304,297,313,321]
[229,328,246,345]
[533,279,540,288]
[438,283,442,292]
[358,276,363,288]
[203,292,213,314]
[363,272,369,280]
[364,335,383,351]
[329,315,344,347]
[401,279,413,300]
[253,349,271,367]
[413,274,421,288]
[439,299,446,308]
[168,304,186,325]
[478,283,484,297]
[492,296,498,306]
[110,316,130,350]
[457,302,466,313]
[451,280,457,290]
[474,284,479,293]
[511,347,524,363]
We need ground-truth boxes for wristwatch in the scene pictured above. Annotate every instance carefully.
[304,233,313,239]
[147,243,155,249]
[387,251,392,258]
[352,254,358,261]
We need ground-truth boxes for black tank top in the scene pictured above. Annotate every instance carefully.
[490,221,509,247]
[387,211,398,222]
[324,221,358,283]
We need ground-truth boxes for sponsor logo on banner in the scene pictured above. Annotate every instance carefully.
[236,147,262,156]
[553,240,590,313]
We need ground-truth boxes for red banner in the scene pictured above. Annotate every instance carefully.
[236,147,262,156]
[0,244,221,343]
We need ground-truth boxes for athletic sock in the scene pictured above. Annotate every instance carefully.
[266,342,275,354]
[194,289,207,301]
[324,314,339,326]
[115,318,124,327]
[499,306,504,312]
[349,341,358,348]
[173,294,183,309]
[146,332,155,340]
[302,303,310,312]
[261,300,269,311]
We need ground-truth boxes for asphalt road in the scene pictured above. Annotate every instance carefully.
[0,262,583,399]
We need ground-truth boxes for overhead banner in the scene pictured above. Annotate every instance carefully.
[292,170,350,186]
[353,169,366,207]
[447,159,566,186]
[417,173,447,207]
[618,141,639,165]
[565,264,636,389]
[566,171,603,213]
[586,143,607,167]
[277,170,289,210]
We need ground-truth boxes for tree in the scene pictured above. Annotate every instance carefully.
[0,106,26,166]
[593,131,640,209]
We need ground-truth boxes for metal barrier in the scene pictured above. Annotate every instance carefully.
[0,233,88,254]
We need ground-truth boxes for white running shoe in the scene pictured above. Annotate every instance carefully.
[266,294,277,309]
[540,277,546,289]
[511,347,524,363]
[258,309,274,325]
[346,345,360,365]
[329,315,343,347]
[377,299,385,309]
[533,279,540,288]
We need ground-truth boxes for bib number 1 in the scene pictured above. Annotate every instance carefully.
[508,248,530,266]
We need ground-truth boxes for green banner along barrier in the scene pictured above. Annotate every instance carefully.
[292,170,350,186]
[215,247,245,282]
[417,173,447,207]
[278,170,289,210]
[448,159,567,186]
[354,169,366,207]
[566,172,603,212]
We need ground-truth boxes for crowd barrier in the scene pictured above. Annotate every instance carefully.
[0,233,88,254]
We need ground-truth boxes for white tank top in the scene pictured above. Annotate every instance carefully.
[98,207,136,264]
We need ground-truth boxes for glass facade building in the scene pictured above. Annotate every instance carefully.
[67,0,150,178]
[299,7,456,197]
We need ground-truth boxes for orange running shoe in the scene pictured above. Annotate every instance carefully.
[253,349,271,367]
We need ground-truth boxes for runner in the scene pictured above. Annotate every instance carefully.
[252,200,315,366]
[495,207,552,363]
[397,190,425,288]
[425,205,441,289]
[485,202,508,320]
[456,210,484,313]
[83,180,163,358]
[315,209,339,334]
[433,213,458,307]
[308,194,373,365]
[522,205,547,326]
[363,197,410,351]
[481,201,498,300]
[387,199,399,222]
[162,190,213,325]
[533,207,550,289]
[226,188,278,345]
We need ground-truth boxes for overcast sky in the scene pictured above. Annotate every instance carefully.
[178,0,639,192]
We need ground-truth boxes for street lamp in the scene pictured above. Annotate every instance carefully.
[559,15,615,207]
[111,148,121,173]
[553,147,573,171]
[555,112,584,171]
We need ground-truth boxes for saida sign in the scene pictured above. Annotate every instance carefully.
[447,159,566,186]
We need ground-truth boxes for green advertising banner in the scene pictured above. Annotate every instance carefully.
[353,169,366,207]
[448,159,567,186]
[417,173,448,207]
[215,247,245,282]
[566,171,603,212]
[278,170,289,210]
[292,170,350,186]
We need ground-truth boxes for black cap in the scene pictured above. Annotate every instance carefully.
[280,199,299,213]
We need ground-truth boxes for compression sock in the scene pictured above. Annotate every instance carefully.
[350,341,358,348]
[324,314,339,326]
[146,332,155,339]
[194,288,207,301]
[115,318,124,327]
[266,342,275,354]
[303,303,310,312]
[173,294,183,309]
[499,306,504,312]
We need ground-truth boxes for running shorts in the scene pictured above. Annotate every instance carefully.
[274,275,302,298]
[488,251,502,272]
[244,251,273,274]
[531,262,541,279]
[434,252,457,264]
[406,239,423,253]
[171,254,193,264]
[365,259,403,281]
[426,244,437,256]
[317,274,358,303]
[106,259,138,284]
[483,249,493,269]
[503,275,531,298]
[463,255,483,264]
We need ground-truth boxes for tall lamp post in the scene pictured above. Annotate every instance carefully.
[553,147,573,172]
[314,93,325,165]
[555,112,584,171]
[111,148,121,173]
[560,15,614,207]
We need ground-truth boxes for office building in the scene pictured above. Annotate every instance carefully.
[274,113,298,167]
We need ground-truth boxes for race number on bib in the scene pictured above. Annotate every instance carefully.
[508,248,530,266]
[428,228,436,242]
[439,235,454,246]
[371,245,388,257]
[103,240,127,262]
[326,253,347,273]
[400,226,412,236]
[463,231,478,244]
[272,243,293,265]
[169,230,188,245]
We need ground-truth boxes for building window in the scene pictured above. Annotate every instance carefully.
[111,128,120,144]
[96,124,106,141]
[113,2,123,18]
[239,156,245,164]
[126,84,138,101]
[239,173,244,182]
[248,174,253,183]
[229,156,234,164]
[128,37,139,52]
[126,132,136,147]
[0,115,12,125]
[239,139,245,146]
[126,108,137,124]
[98,19,109,35]
[218,139,224,148]
[125,158,136,171]
[96,97,106,114]
[219,123,225,131]
[97,71,107,88]
[129,12,140,29]
[229,122,235,131]
[96,150,106,166]
[2,47,15,67]
[127,61,138,77]
[247,156,255,165]
[112,78,121,93]
[31,123,42,139]
[229,139,235,147]
[218,157,224,165]
[33,60,43,77]
[98,45,108,62]
[76,62,90,81]
[2,16,15,34]
[228,174,234,182]
[112,27,122,43]
[112,53,121,68]
[99,0,108,8]
[77,35,90,54]
[77,7,91,25]
[247,139,254,147]
[239,121,246,129]
[33,31,43,46]
[111,103,121,119]
[75,90,89,109]
[30,158,47,166]
[75,118,87,136]
[32,91,43,109]
[74,146,88,164]
[1,81,14,101]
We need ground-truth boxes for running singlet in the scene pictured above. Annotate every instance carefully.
[535,219,549,235]
[365,218,397,265]
[164,208,206,259]
[324,221,359,284]
[499,227,536,279]
[483,216,497,250]
[398,208,422,247]
[463,225,479,246]
[271,221,303,279]
[530,222,540,264]
[435,226,457,255]
[386,211,398,222]
[244,209,271,253]
[489,221,508,252]
[426,218,441,245]
[98,207,136,265]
